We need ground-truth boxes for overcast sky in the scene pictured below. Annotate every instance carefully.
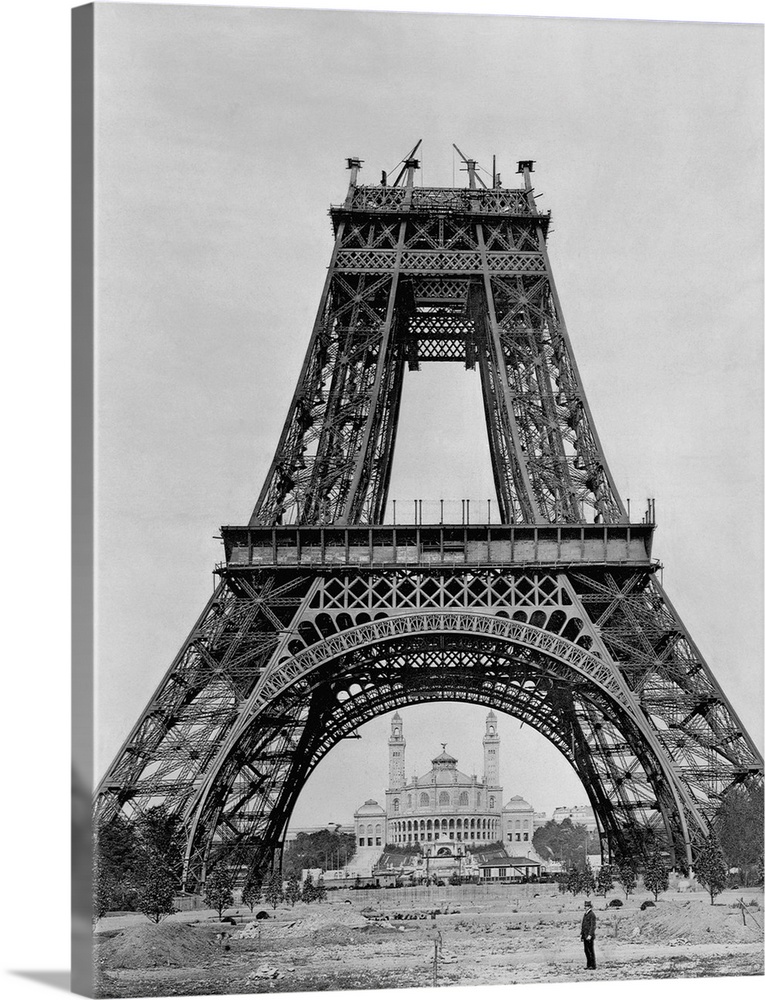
[93,3,763,827]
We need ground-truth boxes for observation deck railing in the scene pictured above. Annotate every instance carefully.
[221,521,655,571]
[330,185,552,221]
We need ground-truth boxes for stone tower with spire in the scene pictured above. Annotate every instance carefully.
[388,711,406,789]
[483,710,501,788]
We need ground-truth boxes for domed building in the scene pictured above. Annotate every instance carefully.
[354,799,386,848]
[354,711,538,852]
[502,795,535,847]
[347,711,545,882]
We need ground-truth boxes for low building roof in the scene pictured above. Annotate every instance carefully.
[478,856,541,868]
[470,846,511,865]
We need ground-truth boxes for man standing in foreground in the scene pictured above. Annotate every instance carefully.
[581,900,597,969]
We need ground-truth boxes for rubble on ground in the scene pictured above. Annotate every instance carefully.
[97,921,217,969]
[236,903,371,939]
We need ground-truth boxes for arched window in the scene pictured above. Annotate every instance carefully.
[489,796,495,809]
[367,824,373,838]
[420,792,430,807]
[407,794,412,808]
[458,791,469,806]
[439,790,450,807]
[393,798,400,813]
[476,793,481,807]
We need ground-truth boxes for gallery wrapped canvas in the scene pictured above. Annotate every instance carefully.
[72,3,764,998]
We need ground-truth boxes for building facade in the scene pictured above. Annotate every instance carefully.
[354,799,386,848]
[354,711,544,860]
[551,804,598,832]
[383,711,503,847]
[502,795,535,847]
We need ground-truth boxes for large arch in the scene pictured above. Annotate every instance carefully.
[179,610,704,885]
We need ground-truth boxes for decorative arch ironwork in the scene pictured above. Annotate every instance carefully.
[177,611,704,887]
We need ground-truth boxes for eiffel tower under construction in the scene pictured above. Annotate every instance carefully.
[95,143,763,889]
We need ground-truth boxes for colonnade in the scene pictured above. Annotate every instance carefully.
[388,815,499,844]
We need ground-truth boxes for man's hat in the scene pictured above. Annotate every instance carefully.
[584,901,592,907]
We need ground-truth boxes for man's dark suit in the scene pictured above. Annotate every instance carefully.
[581,906,596,969]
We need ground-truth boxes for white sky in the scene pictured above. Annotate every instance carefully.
[91,3,762,827]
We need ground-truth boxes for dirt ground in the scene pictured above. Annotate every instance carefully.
[93,884,764,997]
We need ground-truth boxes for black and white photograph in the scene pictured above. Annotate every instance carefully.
[7,2,765,999]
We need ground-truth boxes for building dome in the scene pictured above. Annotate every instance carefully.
[355,799,386,817]
[503,795,532,812]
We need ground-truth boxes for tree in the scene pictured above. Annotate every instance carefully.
[581,862,596,897]
[532,819,589,867]
[565,865,583,895]
[448,872,463,886]
[643,853,669,901]
[302,871,317,904]
[136,805,184,885]
[135,858,177,923]
[284,872,302,907]
[315,876,327,903]
[95,815,142,911]
[263,870,283,910]
[596,864,614,899]
[242,871,263,913]
[616,862,637,898]
[96,807,186,914]
[204,865,234,920]
[282,829,357,876]
[93,859,118,922]
[694,834,728,904]
[715,781,764,887]
[97,815,141,876]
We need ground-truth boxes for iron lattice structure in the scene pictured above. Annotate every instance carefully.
[96,146,762,888]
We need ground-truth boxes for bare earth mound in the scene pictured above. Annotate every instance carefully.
[237,905,370,940]
[616,900,762,946]
[98,921,217,968]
